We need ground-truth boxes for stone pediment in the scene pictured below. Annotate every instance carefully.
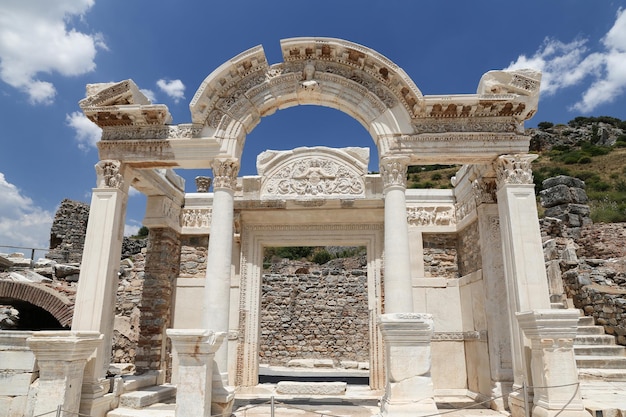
[257,147,369,200]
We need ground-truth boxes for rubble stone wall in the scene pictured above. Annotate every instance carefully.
[456,221,481,277]
[47,199,89,263]
[422,234,458,278]
[259,262,370,366]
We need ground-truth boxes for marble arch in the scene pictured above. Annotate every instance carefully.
[25,37,591,417]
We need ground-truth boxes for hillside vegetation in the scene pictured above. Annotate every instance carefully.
[405,116,626,223]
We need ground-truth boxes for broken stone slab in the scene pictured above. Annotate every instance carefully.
[287,358,334,368]
[276,381,346,395]
[54,264,81,279]
[9,271,52,283]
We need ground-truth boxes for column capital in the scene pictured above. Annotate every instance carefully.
[472,177,498,205]
[95,159,126,190]
[380,157,409,190]
[212,158,239,190]
[195,176,212,192]
[494,154,537,188]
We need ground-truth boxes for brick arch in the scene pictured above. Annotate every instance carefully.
[0,281,73,327]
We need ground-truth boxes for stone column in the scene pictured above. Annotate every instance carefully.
[517,310,591,417]
[71,160,129,416]
[380,157,414,313]
[473,177,513,410]
[494,154,551,417]
[377,313,438,417]
[167,330,226,417]
[27,331,102,417]
[203,158,238,416]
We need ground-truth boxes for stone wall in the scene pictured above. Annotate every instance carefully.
[47,199,89,263]
[422,234,458,278]
[259,258,370,366]
[179,236,208,278]
[456,221,481,277]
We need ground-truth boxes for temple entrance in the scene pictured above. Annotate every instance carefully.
[236,221,385,390]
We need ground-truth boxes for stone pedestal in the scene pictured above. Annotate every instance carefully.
[378,313,439,417]
[167,329,226,417]
[517,310,591,417]
[27,331,102,417]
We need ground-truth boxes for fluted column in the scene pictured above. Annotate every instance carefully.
[203,158,238,416]
[494,154,551,417]
[380,157,414,313]
[71,160,129,416]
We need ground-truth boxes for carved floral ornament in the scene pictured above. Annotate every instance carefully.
[472,178,497,205]
[212,159,239,190]
[379,158,408,189]
[494,154,537,187]
[95,160,124,189]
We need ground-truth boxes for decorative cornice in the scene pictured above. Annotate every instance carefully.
[494,154,537,187]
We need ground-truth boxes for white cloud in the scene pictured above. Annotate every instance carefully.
[140,89,157,103]
[66,111,102,150]
[156,79,185,103]
[0,0,104,104]
[0,173,54,251]
[505,8,626,113]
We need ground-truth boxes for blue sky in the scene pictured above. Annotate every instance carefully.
[1,1,625,256]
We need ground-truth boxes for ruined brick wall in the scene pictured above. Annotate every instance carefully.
[113,252,145,364]
[47,199,89,263]
[456,221,481,277]
[259,259,370,366]
[422,234,458,278]
[179,236,208,278]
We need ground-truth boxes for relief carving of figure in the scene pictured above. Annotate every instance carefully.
[95,160,124,189]
[300,62,319,91]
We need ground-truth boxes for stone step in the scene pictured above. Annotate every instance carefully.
[577,316,595,326]
[574,345,626,357]
[107,407,174,417]
[276,381,347,395]
[118,385,176,409]
[576,325,606,335]
[576,356,626,369]
[578,368,626,381]
[121,371,161,392]
[575,334,616,345]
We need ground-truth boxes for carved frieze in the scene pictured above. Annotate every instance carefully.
[380,158,408,189]
[407,206,456,227]
[95,160,124,189]
[412,119,521,134]
[494,154,537,187]
[455,196,477,224]
[100,124,202,141]
[180,208,212,229]
[212,159,239,190]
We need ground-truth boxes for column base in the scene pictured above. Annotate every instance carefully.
[79,379,114,417]
[378,313,438,417]
[532,406,592,417]
[509,390,530,417]
[211,376,235,417]
[378,397,439,417]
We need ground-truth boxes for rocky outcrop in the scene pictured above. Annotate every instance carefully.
[529,121,624,151]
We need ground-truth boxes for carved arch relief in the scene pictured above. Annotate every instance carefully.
[189,38,422,143]
[257,146,369,200]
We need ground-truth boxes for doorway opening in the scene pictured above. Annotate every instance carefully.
[258,246,370,385]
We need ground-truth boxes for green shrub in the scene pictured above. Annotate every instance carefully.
[430,172,442,181]
[312,249,332,265]
[537,121,554,130]
[577,156,592,164]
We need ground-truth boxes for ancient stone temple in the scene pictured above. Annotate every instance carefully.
[3,38,596,417]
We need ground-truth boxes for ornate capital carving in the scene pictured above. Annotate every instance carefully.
[195,176,212,193]
[380,157,409,189]
[472,178,497,205]
[95,160,124,189]
[494,154,537,188]
[212,159,239,190]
